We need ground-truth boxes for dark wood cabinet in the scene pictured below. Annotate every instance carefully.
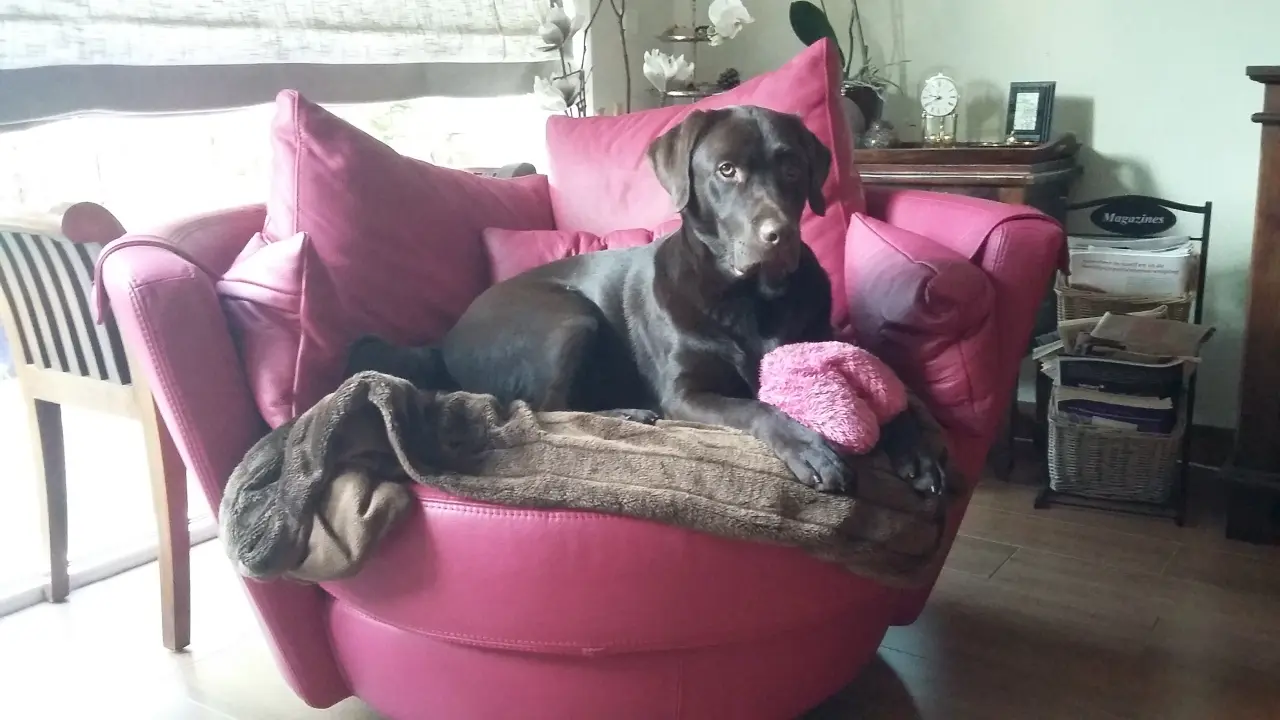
[854,134,1083,222]
[1214,67,1280,544]
[1234,68,1280,473]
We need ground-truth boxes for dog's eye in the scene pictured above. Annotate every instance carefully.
[716,162,737,179]
[781,164,802,182]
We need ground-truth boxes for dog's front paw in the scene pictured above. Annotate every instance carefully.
[879,412,947,496]
[765,416,854,494]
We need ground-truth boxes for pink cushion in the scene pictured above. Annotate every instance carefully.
[483,228,657,284]
[224,91,556,427]
[545,39,862,328]
[217,232,305,426]
[758,341,907,455]
[844,213,996,437]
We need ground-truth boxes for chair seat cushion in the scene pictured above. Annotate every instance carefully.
[544,39,862,329]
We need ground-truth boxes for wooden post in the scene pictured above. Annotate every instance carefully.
[1234,67,1280,471]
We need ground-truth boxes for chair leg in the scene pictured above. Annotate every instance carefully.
[26,396,69,602]
[139,395,190,652]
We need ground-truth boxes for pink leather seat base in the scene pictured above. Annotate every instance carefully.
[328,593,889,720]
[320,488,896,718]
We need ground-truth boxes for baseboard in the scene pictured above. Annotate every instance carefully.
[1010,400,1235,469]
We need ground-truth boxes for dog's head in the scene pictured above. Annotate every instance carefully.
[646,106,831,293]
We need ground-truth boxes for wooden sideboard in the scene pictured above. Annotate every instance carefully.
[854,134,1083,222]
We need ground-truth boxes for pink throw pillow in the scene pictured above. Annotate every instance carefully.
[844,212,996,437]
[545,39,862,329]
[223,91,556,427]
[482,227,658,283]
[217,232,307,426]
[758,341,908,455]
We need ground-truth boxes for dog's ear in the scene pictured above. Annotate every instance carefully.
[647,109,715,211]
[798,124,832,216]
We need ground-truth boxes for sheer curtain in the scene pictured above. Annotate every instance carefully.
[0,0,559,614]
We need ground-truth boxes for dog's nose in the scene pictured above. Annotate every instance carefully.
[759,218,785,245]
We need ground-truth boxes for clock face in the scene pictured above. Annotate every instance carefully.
[921,74,959,117]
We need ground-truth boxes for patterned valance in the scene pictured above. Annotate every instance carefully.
[0,0,552,68]
[0,0,556,126]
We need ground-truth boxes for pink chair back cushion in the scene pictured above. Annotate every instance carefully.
[545,39,862,329]
[844,213,997,438]
[222,91,556,427]
[482,228,657,283]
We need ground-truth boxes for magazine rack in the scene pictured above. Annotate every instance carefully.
[1034,195,1212,525]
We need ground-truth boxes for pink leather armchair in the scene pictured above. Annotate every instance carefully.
[95,182,1062,718]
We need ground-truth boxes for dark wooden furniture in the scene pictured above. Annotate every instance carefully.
[1220,67,1280,543]
[854,134,1083,222]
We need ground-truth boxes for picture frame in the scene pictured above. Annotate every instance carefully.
[1005,81,1057,145]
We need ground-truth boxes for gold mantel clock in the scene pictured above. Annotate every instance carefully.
[920,73,959,147]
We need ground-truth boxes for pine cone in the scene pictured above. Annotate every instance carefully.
[716,68,742,91]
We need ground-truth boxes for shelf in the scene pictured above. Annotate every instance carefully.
[650,84,722,101]
[853,133,1081,166]
[656,25,712,43]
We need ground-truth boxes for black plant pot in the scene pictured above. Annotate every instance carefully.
[841,82,884,124]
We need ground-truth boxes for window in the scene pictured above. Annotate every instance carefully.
[0,94,554,225]
[0,92,554,614]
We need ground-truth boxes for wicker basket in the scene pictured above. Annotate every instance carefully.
[1047,391,1185,504]
[1055,275,1193,322]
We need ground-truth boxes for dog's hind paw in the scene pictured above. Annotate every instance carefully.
[600,408,661,425]
[878,411,948,497]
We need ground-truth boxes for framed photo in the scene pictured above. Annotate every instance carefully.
[1005,81,1056,144]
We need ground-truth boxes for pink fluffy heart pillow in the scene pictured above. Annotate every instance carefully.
[758,341,908,455]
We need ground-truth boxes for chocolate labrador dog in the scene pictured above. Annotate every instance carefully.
[347,105,943,495]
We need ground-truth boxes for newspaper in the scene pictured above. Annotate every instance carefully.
[1066,235,1197,297]
[1032,306,1170,362]
[1089,312,1215,357]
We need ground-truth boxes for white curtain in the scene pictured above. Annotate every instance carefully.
[0,0,556,126]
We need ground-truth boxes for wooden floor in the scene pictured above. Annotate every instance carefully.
[819,461,1280,720]
[1,455,1278,719]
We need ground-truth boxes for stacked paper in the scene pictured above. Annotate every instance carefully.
[1065,235,1198,297]
[1035,310,1214,435]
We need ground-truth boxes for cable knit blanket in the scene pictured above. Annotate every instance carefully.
[220,371,953,587]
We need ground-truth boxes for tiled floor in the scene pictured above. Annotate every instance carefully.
[0,539,376,719]
[0,377,213,598]
[1,449,1279,718]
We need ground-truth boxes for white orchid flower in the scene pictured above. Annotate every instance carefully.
[534,74,580,114]
[707,0,754,46]
[671,54,695,85]
[538,4,585,50]
[643,49,696,92]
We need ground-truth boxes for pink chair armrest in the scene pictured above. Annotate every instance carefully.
[95,212,351,709]
[862,189,1064,627]
[864,188,1066,408]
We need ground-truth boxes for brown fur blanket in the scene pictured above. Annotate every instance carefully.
[220,371,952,587]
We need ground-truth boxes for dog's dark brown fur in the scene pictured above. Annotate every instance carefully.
[348,106,943,495]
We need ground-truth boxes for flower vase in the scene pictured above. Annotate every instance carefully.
[841,82,884,124]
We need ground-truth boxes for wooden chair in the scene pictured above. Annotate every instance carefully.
[0,203,190,651]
